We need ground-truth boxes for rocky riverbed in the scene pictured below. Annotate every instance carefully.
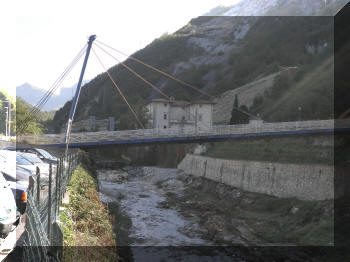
[97,166,333,261]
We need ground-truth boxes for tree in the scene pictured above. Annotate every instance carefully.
[230,95,250,125]
[16,98,43,135]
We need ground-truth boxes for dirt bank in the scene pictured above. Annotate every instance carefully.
[163,172,333,246]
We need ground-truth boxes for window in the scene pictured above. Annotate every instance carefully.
[164,125,167,129]
[164,113,167,120]
[164,103,167,107]
[199,114,203,121]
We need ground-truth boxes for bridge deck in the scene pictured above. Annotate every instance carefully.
[17,119,349,148]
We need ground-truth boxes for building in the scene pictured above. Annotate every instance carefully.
[61,116,116,133]
[145,98,215,131]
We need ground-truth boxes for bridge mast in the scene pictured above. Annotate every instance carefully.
[64,35,96,146]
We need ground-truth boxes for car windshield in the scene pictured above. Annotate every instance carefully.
[16,154,33,165]
[21,153,43,164]
[36,149,55,159]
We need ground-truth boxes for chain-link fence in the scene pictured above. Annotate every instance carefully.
[22,152,80,262]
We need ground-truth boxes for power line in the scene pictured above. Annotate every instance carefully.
[17,44,87,134]
[95,39,216,99]
[93,42,170,100]
[96,40,257,121]
[91,47,144,129]
[94,42,212,130]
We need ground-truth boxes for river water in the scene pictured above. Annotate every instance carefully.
[97,166,247,261]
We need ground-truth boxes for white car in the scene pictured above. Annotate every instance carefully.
[17,152,50,177]
[0,173,20,260]
[0,173,18,236]
[0,151,15,178]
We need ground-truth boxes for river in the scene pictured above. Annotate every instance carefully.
[97,166,250,261]
[97,166,322,262]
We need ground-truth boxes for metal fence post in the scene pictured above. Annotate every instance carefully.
[55,159,60,218]
[48,164,52,243]
[36,166,40,204]
[58,158,63,207]
[29,176,35,198]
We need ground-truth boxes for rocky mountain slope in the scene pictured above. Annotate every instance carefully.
[51,1,345,132]
[223,0,347,16]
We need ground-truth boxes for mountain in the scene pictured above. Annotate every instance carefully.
[16,80,90,111]
[223,0,347,16]
[51,1,346,132]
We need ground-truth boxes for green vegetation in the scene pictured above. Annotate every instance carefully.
[250,56,334,122]
[15,97,55,135]
[59,166,118,261]
[16,97,43,135]
[203,136,333,165]
[230,94,250,124]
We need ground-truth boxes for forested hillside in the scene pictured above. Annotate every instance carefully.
[52,6,340,132]
[16,97,54,135]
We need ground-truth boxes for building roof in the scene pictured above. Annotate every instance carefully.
[172,100,191,106]
[192,100,216,105]
[146,98,215,106]
[147,98,170,103]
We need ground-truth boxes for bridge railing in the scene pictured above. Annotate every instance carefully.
[16,119,348,145]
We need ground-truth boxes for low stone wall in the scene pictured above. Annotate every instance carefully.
[178,154,334,201]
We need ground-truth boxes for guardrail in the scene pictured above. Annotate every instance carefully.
[17,119,349,145]
[22,153,80,262]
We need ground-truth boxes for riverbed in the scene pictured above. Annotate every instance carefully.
[97,167,249,261]
[97,166,333,261]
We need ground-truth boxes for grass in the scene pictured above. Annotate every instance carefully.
[58,166,119,261]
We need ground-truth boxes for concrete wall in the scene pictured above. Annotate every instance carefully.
[147,102,170,129]
[169,105,187,121]
[178,154,334,201]
[189,104,213,129]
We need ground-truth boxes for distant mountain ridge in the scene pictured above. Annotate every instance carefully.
[16,80,89,111]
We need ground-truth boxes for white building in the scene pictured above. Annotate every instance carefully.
[145,98,215,131]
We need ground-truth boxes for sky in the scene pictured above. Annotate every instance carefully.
[0,0,240,97]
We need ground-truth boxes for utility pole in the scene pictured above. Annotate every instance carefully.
[7,99,11,137]
[4,106,8,137]
[64,35,96,148]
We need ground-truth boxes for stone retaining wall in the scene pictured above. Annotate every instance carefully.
[178,154,334,201]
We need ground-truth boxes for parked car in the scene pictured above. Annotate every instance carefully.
[17,152,51,178]
[4,147,58,165]
[0,151,30,213]
[0,172,20,237]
